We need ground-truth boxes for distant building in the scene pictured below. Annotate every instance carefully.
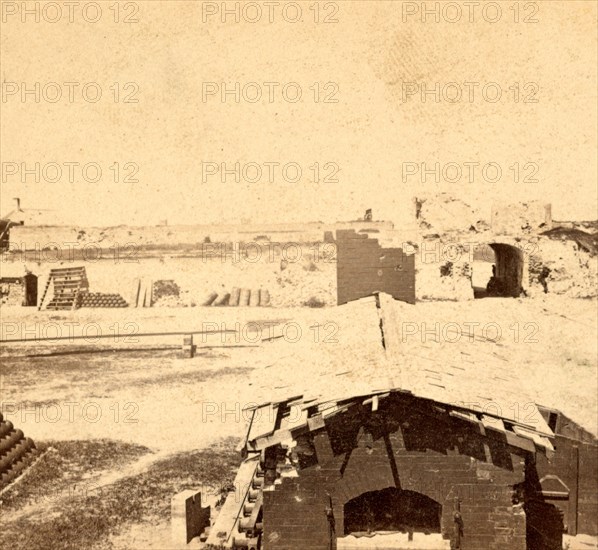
[1,198,58,250]
[2,197,58,226]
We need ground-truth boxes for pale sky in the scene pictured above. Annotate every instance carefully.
[1,1,596,226]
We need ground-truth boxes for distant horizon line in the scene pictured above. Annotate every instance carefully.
[2,219,597,229]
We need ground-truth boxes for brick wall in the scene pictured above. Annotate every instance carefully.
[0,279,25,306]
[534,412,598,537]
[263,400,529,550]
[336,230,415,305]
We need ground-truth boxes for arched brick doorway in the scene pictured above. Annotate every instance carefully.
[472,242,527,298]
[343,487,442,536]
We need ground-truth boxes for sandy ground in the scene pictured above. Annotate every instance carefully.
[1,296,597,548]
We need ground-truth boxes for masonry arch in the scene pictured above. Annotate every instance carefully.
[342,487,442,536]
[472,242,528,298]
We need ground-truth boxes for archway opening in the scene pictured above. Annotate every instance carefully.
[471,244,496,298]
[343,488,442,536]
[471,243,525,298]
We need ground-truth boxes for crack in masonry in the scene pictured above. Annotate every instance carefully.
[374,292,386,350]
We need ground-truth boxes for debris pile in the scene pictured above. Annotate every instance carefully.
[153,280,180,300]
[150,280,196,307]
[415,242,476,301]
[528,238,598,298]
[492,201,552,234]
[541,227,598,256]
[415,193,485,234]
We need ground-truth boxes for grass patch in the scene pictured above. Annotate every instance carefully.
[1,439,151,510]
[0,437,240,550]
[0,350,242,403]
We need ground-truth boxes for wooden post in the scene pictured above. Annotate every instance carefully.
[326,493,336,550]
[182,335,195,358]
[171,490,210,546]
[453,496,463,550]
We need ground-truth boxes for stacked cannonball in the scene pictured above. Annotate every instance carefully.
[78,292,129,308]
[0,412,38,489]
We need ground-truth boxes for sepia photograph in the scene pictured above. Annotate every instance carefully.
[0,1,597,549]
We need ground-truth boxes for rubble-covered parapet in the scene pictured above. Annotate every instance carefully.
[541,226,598,256]
[415,241,475,302]
[414,237,533,301]
[492,201,552,235]
[528,237,598,298]
[414,194,486,235]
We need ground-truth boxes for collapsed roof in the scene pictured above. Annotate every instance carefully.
[245,293,555,456]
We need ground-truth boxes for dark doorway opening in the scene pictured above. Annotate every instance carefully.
[343,488,442,536]
[471,244,496,298]
[526,500,564,550]
[24,272,38,306]
[472,243,525,298]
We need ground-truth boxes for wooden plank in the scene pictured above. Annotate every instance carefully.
[513,426,555,451]
[247,405,278,442]
[481,415,506,432]
[362,392,390,409]
[239,409,257,453]
[481,417,537,453]
[148,279,154,307]
[134,279,141,308]
[504,430,536,453]
[279,408,309,431]
[307,414,325,431]
[142,279,149,307]
[449,410,479,423]
[205,457,258,547]
[132,278,140,308]
[138,279,146,308]
[537,436,555,452]
[251,428,293,451]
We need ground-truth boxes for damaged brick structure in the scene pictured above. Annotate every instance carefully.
[335,199,597,302]
[336,230,415,305]
[0,265,37,307]
[202,391,598,550]
[188,294,597,550]
[255,394,545,550]
[534,408,598,539]
[335,230,531,303]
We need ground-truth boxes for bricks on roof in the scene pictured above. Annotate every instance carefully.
[250,292,554,438]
